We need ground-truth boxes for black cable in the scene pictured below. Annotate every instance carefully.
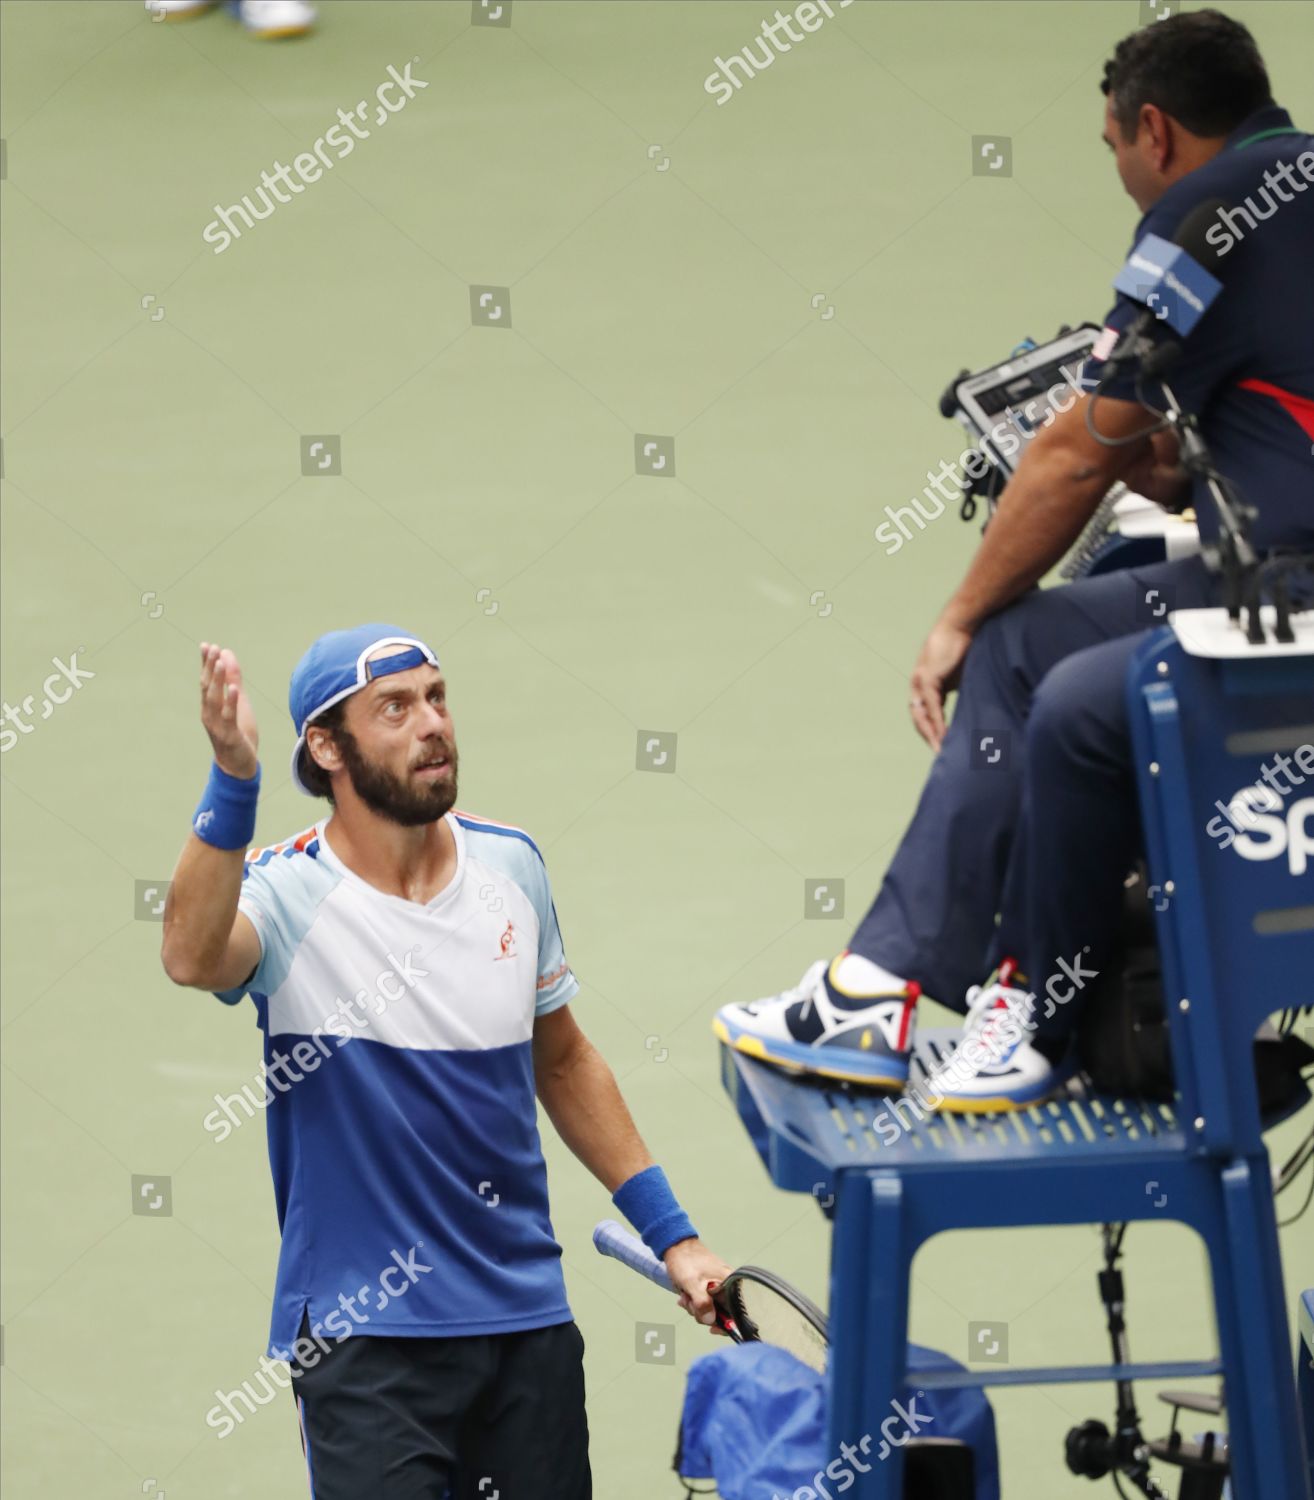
[1276,1123,1314,1196]
[1118,368,1265,578]
[1281,1153,1314,1201]
[1083,371,1172,449]
[1283,1139,1314,1183]
[1112,1469,1173,1500]
[1132,369,1176,431]
[1278,1154,1314,1228]
[1279,1127,1314,1172]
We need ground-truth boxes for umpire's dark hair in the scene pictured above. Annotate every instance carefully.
[297,698,349,803]
[1101,9,1273,139]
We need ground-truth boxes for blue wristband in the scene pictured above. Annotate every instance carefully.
[193,760,261,849]
[612,1165,697,1260]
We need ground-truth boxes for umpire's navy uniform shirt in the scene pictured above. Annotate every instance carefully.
[1084,104,1314,551]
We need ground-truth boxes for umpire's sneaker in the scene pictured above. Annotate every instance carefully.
[714,955,918,1087]
[931,959,1077,1113]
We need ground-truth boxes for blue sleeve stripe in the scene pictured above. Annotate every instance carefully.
[454,814,543,863]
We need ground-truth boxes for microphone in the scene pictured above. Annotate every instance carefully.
[1105,198,1231,372]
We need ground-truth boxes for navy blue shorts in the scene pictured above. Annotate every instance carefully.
[290,1314,591,1500]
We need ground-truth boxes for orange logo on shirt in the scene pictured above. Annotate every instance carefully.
[495,920,516,960]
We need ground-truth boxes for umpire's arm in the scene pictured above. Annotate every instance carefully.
[910,392,1170,750]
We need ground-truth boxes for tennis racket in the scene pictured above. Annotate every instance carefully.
[592,1219,829,1374]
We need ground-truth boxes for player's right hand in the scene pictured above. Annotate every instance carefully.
[200,642,259,779]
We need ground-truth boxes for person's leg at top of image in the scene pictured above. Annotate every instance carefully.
[712,549,1212,1089]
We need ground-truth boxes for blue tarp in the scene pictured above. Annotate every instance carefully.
[677,1342,999,1500]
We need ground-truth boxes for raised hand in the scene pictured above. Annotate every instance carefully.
[199,642,259,779]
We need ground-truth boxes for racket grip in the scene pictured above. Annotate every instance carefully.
[592,1219,675,1292]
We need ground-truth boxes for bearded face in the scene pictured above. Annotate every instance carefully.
[331,718,459,827]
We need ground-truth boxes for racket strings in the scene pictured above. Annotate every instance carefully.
[722,1277,828,1375]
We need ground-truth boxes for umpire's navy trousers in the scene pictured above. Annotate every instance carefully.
[848,554,1221,1040]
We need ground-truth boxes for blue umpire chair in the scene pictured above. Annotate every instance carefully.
[719,604,1313,1499]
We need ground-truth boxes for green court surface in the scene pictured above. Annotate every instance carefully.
[2,0,1311,1494]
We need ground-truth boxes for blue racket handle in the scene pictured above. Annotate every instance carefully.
[592,1219,674,1292]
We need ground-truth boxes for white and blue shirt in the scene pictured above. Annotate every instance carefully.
[212,809,580,1357]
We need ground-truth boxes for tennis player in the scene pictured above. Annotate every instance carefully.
[162,623,729,1499]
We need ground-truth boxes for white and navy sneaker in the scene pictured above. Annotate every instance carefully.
[235,0,316,36]
[714,954,918,1088]
[146,0,315,34]
[930,959,1077,1113]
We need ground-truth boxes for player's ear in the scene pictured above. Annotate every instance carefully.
[306,725,339,774]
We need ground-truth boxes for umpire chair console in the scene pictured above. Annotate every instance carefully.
[940,325,1202,579]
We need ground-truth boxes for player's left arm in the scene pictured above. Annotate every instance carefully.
[533,1005,731,1325]
[532,1005,649,1192]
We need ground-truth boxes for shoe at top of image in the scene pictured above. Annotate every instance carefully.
[234,0,316,38]
[713,954,919,1088]
[144,0,316,38]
